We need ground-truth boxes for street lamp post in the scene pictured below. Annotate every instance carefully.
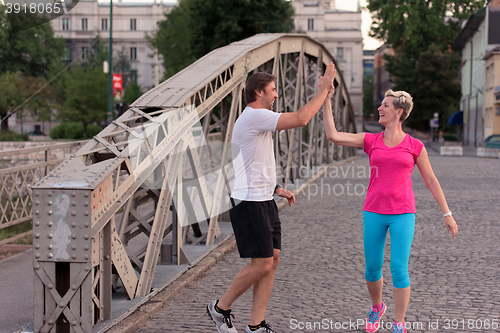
[107,0,113,125]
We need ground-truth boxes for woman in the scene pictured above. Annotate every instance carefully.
[322,86,458,333]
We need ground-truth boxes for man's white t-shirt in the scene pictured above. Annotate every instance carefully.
[231,107,281,201]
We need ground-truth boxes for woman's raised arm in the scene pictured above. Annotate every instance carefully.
[322,92,365,148]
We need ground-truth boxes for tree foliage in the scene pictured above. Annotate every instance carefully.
[50,122,102,139]
[58,39,109,138]
[363,75,374,117]
[123,81,144,105]
[367,0,486,129]
[59,64,108,138]
[0,5,65,132]
[0,71,56,131]
[150,0,294,79]
[0,72,25,131]
[0,5,65,78]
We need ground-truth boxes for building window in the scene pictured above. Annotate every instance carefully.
[130,47,137,60]
[337,47,344,61]
[489,64,494,89]
[82,46,89,60]
[63,47,70,61]
[130,18,137,31]
[82,18,88,31]
[102,18,108,31]
[62,18,69,31]
[307,18,314,31]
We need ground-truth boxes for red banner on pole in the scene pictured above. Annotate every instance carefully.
[113,74,123,101]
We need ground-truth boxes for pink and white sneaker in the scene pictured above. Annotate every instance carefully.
[365,301,386,333]
[392,321,407,333]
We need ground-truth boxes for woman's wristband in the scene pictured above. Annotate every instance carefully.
[443,211,452,217]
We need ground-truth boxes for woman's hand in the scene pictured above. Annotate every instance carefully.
[444,216,458,239]
[318,75,335,100]
[318,63,336,94]
[276,187,295,206]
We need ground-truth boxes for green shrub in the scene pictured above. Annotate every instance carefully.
[443,133,457,141]
[50,122,82,139]
[50,122,102,139]
[87,124,102,137]
[0,130,29,141]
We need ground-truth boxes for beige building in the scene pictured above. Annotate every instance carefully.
[484,47,500,136]
[51,0,175,90]
[292,0,364,122]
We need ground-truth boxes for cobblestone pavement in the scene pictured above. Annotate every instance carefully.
[135,150,500,333]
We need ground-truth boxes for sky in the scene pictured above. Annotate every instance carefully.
[0,0,383,50]
[334,0,383,50]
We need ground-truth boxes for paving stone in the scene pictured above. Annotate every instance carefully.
[134,152,500,333]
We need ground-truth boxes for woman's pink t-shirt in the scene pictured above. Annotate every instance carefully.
[363,132,424,214]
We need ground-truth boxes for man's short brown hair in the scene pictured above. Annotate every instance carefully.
[245,72,277,104]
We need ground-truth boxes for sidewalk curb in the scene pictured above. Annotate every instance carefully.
[104,156,360,333]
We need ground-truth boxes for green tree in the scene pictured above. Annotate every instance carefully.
[56,36,109,138]
[0,72,25,131]
[0,5,65,78]
[150,0,294,80]
[410,45,462,128]
[363,75,374,118]
[0,72,55,131]
[367,0,485,129]
[60,64,108,138]
[123,81,144,105]
[17,75,59,133]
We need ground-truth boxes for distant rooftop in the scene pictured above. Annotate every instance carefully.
[325,27,361,31]
[326,9,361,13]
[452,7,486,50]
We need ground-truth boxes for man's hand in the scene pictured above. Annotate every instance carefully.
[275,187,295,206]
[319,62,336,94]
[318,72,336,100]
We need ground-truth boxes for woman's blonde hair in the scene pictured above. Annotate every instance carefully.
[385,89,413,121]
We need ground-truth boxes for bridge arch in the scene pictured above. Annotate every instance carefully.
[32,33,356,331]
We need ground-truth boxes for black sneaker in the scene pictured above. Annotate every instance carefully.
[207,300,239,333]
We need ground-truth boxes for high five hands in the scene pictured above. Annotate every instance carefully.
[319,62,336,99]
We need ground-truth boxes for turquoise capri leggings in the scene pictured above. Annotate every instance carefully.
[363,211,415,289]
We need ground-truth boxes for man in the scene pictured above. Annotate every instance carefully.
[207,63,336,333]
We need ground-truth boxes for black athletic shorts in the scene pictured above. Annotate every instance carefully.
[229,199,281,258]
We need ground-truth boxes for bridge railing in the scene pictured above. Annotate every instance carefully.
[0,141,88,246]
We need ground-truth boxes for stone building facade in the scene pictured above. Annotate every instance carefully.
[292,0,364,122]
